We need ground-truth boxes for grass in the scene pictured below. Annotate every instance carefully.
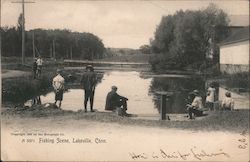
[2,76,52,104]
[2,105,249,133]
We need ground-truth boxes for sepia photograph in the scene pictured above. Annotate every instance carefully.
[0,0,249,161]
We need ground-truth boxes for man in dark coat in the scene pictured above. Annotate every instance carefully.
[81,65,97,112]
[105,86,128,114]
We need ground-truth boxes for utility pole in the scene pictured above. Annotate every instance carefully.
[0,0,2,58]
[70,46,72,60]
[50,44,53,58]
[32,31,35,58]
[12,0,35,64]
[52,39,56,60]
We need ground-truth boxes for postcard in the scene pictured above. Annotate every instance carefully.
[1,0,249,161]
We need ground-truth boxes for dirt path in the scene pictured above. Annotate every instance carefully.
[1,70,31,79]
[1,115,249,161]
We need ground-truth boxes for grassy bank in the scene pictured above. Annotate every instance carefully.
[2,105,249,133]
[2,75,53,104]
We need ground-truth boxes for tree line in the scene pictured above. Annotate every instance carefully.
[1,14,105,60]
[149,4,230,72]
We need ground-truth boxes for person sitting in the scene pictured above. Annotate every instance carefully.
[221,92,234,110]
[186,90,204,119]
[105,86,128,116]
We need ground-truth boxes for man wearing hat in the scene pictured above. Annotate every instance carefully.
[186,90,203,119]
[52,69,65,108]
[105,86,128,116]
[80,65,97,112]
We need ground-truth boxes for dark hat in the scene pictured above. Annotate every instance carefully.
[225,91,231,97]
[111,86,118,90]
[192,90,199,95]
[86,65,94,70]
[56,69,62,73]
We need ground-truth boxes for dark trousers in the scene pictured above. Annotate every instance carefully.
[84,89,95,110]
[37,66,42,78]
[188,107,202,119]
[206,102,214,110]
[33,70,37,79]
[116,98,127,111]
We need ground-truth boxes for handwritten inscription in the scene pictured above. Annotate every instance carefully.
[238,130,248,149]
[129,147,230,160]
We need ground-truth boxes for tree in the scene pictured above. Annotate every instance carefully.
[150,3,230,71]
[1,27,105,59]
[139,44,151,54]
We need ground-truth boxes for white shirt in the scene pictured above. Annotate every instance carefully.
[206,87,216,102]
[52,74,65,90]
[222,97,234,110]
[192,96,203,109]
[36,58,43,66]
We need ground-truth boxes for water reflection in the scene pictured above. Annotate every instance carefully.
[25,70,249,114]
[149,77,205,113]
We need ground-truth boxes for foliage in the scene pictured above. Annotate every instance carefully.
[1,16,105,60]
[139,44,151,54]
[150,4,230,71]
[2,75,52,104]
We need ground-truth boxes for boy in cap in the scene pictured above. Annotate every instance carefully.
[52,69,65,108]
[105,86,128,116]
[186,90,203,119]
[222,92,234,110]
[81,65,97,112]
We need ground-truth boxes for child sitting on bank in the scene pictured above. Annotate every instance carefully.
[221,92,234,110]
[186,90,204,119]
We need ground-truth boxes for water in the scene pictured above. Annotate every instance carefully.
[25,70,249,114]
[40,71,158,114]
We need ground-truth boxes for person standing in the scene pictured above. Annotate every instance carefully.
[36,56,43,78]
[81,65,97,112]
[105,86,129,116]
[206,83,216,111]
[33,58,38,79]
[52,69,65,108]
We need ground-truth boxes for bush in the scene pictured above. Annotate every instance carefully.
[149,54,183,72]
[2,75,52,104]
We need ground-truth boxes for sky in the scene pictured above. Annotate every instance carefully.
[1,0,249,49]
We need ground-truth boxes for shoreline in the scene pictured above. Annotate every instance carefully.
[1,104,249,133]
